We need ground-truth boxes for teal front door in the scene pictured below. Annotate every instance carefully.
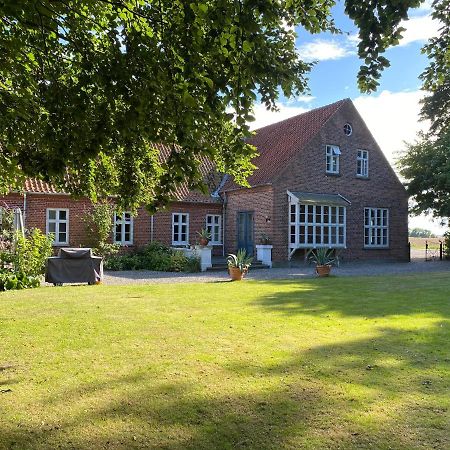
[237,212,254,255]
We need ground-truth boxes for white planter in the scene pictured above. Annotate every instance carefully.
[172,246,212,272]
[256,244,273,268]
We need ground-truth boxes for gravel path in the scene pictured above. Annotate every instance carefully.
[103,258,450,285]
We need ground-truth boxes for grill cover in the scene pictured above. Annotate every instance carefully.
[45,248,103,284]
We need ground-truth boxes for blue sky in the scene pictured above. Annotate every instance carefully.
[251,0,445,234]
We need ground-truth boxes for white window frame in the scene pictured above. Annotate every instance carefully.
[114,212,134,245]
[289,202,346,249]
[357,150,369,177]
[326,145,341,174]
[364,208,389,248]
[46,208,69,246]
[344,123,353,136]
[206,214,222,245]
[172,213,189,246]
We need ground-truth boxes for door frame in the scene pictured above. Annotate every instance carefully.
[236,210,255,256]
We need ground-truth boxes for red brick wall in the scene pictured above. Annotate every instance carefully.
[151,202,223,255]
[224,186,274,255]
[269,100,409,262]
[0,193,223,254]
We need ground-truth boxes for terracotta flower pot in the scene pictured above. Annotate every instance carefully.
[316,264,331,277]
[199,238,209,247]
[229,266,245,281]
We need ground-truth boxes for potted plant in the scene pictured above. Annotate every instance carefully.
[227,249,253,281]
[307,248,337,277]
[259,233,271,245]
[196,228,211,247]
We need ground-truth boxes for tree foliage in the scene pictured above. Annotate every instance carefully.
[399,130,450,218]
[0,0,426,210]
[409,227,436,238]
[398,0,449,219]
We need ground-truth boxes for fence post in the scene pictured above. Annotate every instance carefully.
[408,241,411,262]
[425,240,428,261]
[440,241,443,261]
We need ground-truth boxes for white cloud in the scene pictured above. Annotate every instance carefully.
[353,90,428,164]
[297,39,355,62]
[353,90,447,234]
[250,103,309,130]
[287,95,315,104]
[416,0,433,12]
[399,14,440,46]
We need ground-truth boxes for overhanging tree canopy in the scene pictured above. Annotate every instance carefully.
[0,0,423,210]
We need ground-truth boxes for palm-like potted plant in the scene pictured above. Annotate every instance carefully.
[196,228,211,247]
[227,249,253,281]
[307,248,337,277]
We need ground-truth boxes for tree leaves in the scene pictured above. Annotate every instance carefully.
[0,0,430,210]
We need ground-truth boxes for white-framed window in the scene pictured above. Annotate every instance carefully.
[357,150,369,177]
[114,212,133,245]
[364,208,389,248]
[326,145,341,174]
[46,208,69,245]
[289,203,346,248]
[172,213,189,245]
[206,214,222,245]
[344,123,353,136]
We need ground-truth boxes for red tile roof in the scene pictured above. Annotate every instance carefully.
[223,99,348,191]
[23,143,222,204]
[24,178,62,194]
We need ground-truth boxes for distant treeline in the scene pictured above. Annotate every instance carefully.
[409,228,437,238]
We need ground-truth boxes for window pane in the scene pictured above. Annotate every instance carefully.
[48,210,56,220]
[59,232,66,242]
[59,210,67,220]
[48,222,56,233]
[59,223,67,232]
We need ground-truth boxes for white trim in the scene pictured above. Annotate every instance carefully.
[113,212,134,246]
[344,123,353,136]
[357,149,369,177]
[206,214,222,245]
[326,144,340,174]
[172,212,189,246]
[46,208,69,246]
[364,207,389,248]
[289,201,346,250]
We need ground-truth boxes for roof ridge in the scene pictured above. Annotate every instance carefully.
[253,98,349,133]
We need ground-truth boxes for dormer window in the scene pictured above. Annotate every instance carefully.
[326,145,341,174]
[344,123,352,136]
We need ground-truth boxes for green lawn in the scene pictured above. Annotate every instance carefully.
[1,274,449,450]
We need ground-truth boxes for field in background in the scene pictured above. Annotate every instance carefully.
[409,236,442,250]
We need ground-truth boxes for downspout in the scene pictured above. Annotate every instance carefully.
[23,192,27,228]
[150,215,154,243]
[222,192,227,257]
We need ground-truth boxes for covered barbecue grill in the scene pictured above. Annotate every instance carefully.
[45,248,103,285]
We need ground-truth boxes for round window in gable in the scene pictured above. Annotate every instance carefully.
[344,123,353,136]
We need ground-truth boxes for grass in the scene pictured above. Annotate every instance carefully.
[1,273,449,450]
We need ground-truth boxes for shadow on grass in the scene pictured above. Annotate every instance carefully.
[253,274,450,318]
[1,321,449,450]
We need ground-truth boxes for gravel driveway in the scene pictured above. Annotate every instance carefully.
[103,258,450,285]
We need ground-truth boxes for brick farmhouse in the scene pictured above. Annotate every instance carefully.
[0,99,409,263]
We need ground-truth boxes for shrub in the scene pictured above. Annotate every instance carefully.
[0,269,40,291]
[105,242,201,272]
[13,229,53,277]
